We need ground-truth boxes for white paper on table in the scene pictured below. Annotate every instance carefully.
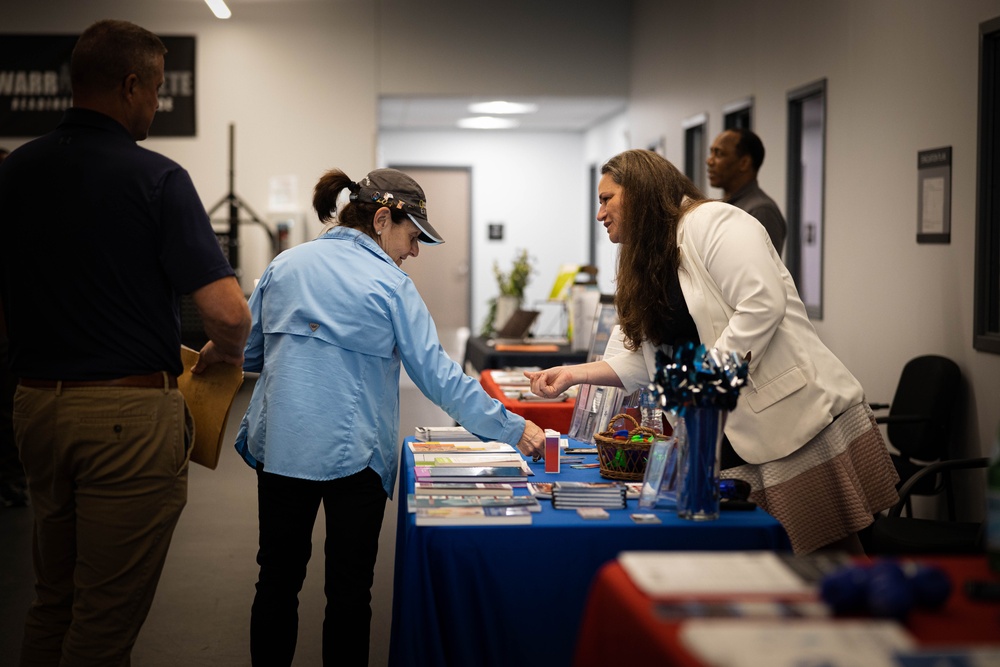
[618,551,815,598]
[680,619,915,667]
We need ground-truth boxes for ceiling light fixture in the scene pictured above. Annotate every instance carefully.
[457,116,520,130]
[468,100,538,115]
[204,0,232,19]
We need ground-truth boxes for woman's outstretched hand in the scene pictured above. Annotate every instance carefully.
[524,367,576,398]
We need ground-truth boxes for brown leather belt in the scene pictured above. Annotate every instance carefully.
[19,372,178,390]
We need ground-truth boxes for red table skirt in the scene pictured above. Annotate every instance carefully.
[574,557,1000,667]
[479,369,576,433]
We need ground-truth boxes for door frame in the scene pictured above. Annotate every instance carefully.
[388,164,474,331]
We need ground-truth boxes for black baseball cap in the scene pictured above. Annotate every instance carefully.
[351,168,444,245]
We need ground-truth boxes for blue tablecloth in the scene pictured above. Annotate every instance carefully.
[388,438,791,667]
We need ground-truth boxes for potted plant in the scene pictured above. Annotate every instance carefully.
[480,248,534,336]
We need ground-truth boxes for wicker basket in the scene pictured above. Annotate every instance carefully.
[594,413,656,481]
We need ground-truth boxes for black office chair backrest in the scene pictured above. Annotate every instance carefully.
[886,355,961,461]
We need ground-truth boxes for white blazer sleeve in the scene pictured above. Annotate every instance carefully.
[602,325,658,393]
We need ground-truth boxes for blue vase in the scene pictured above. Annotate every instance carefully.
[677,406,727,521]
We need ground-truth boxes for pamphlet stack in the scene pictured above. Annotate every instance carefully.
[409,434,535,525]
[414,506,533,526]
[409,494,541,512]
[551,481,626,509]
[413,426,480,442]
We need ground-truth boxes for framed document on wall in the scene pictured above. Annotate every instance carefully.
[917,146,952,244]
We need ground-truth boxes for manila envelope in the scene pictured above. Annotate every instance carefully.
[177,345,244,469]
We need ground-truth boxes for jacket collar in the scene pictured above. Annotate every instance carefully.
[321,225,398,268]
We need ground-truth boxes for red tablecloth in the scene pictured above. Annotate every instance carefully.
[479,369,576,433]
[574,557,1000,667]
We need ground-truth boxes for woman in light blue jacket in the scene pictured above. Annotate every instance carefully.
[527,149,898,555]
[229,167,545,666]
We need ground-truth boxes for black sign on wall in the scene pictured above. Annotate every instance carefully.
[0,34,196,138]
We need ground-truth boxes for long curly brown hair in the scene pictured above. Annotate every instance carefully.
[602,150,706,350]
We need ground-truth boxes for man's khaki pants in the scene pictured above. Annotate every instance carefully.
[14,383,191,667]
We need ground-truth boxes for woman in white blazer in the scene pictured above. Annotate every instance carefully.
[527,149,898,554]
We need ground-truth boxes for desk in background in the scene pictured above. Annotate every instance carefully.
[479,369,576,433]
[388,438,791,667]
[574,557,1000,667]
[463,335,588,373]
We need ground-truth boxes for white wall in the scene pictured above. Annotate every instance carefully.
[625,0,1000,498]
[379,130,589,331]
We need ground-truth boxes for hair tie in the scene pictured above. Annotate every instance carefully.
[347,180,361,196]
[325,186,355,227]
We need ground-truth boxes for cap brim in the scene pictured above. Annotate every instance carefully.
[407,213,444,245]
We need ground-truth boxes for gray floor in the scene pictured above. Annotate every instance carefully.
[0,351,460,666]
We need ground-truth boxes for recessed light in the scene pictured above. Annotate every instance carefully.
[467,101,538,115]
[204,0,232,19]
[457,116,520,130]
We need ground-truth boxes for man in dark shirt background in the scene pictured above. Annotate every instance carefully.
[0,20,250,665]
[707,127,788,255]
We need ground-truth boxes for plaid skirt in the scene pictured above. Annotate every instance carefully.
[721,402,899,554]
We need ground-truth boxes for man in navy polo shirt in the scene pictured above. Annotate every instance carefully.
[0,20,250,666]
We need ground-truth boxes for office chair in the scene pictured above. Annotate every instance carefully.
[869,355,962,519]
[865,457,988,555]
